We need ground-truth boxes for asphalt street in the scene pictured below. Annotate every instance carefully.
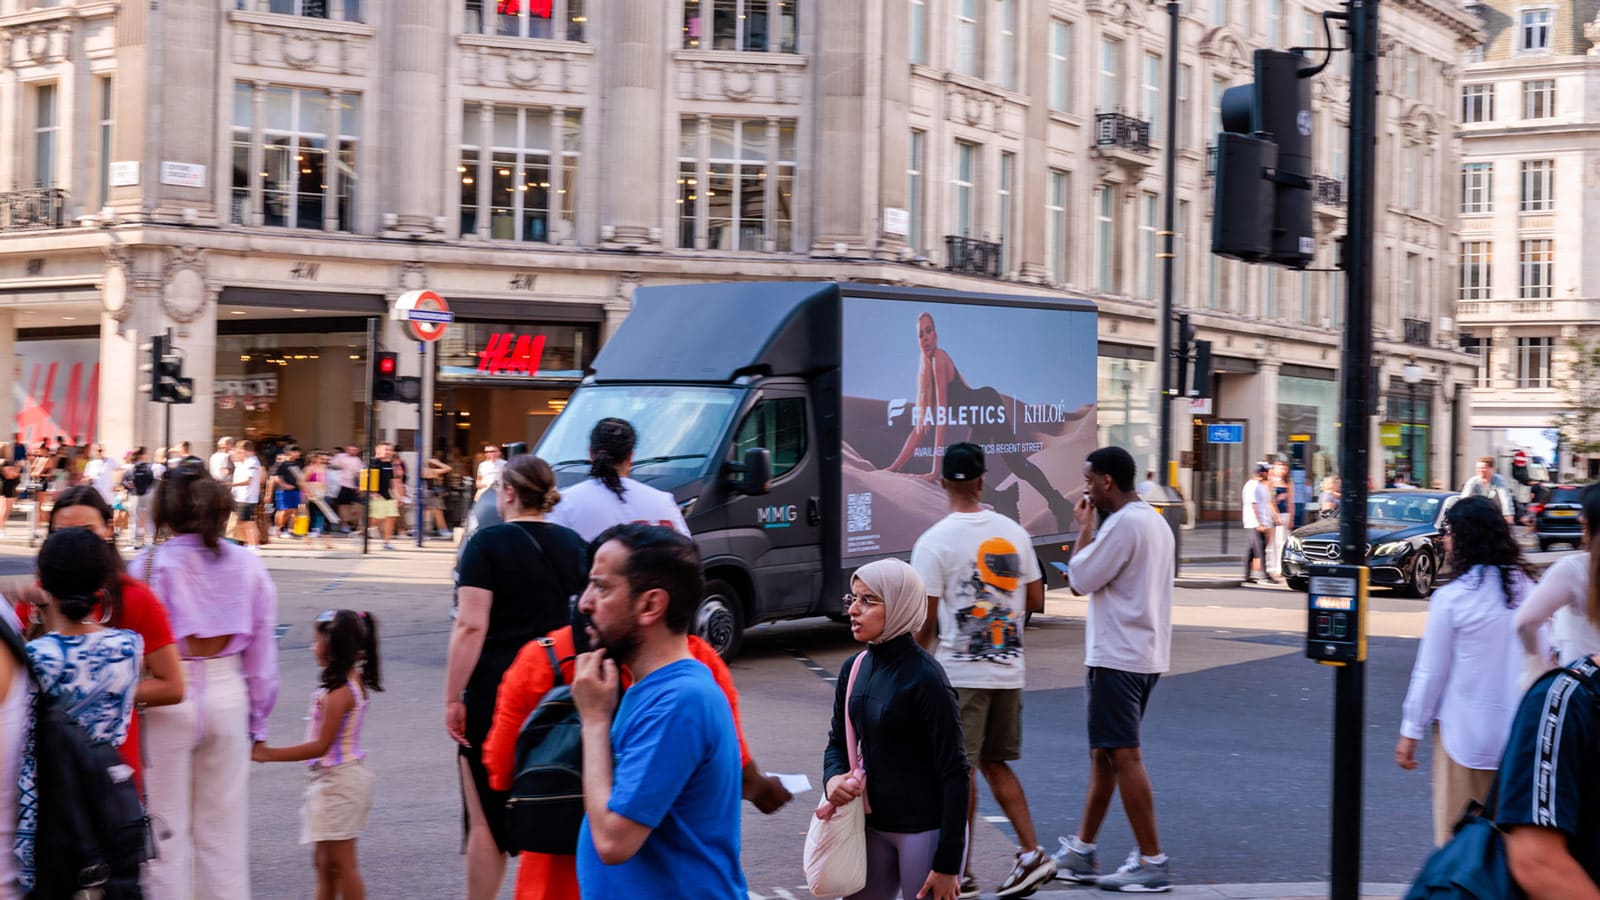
[0,537,1533,898]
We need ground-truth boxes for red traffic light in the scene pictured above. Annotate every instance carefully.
[377,354,397,375]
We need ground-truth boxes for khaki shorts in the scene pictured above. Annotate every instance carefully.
[956,687,1023,766]
[369,497,399,519]
[301,759,374,844]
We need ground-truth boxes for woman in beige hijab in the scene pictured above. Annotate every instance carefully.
[822,559,969,900]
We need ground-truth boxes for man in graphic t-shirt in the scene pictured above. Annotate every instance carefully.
[912,442,1054,898]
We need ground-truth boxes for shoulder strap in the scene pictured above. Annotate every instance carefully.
[143,544,156,585]
[1487,658,1600,818]
[843,651,868,773]
[539,638,563,688]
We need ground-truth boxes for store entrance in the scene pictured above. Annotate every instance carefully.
[433,384,574,461]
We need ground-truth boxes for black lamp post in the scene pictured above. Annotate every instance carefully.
[1403,360,1424,485]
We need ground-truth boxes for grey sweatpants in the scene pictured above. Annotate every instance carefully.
[846,827,953,900]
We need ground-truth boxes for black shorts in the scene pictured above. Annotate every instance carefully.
[1086,666,1160,750]
[234,501,258,521]
[335,486,359,507]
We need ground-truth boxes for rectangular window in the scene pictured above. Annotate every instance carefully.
[1138,192,1158,300]
[1462,335,1492,388]
[953,140,977,237]
[1520,159,1554,211]
[1459,241,1492,301]
[1141,53,1161,137]
[1047,170,1069,284]
[1330,266,1344,327]
[1177,64,1191,149]
[998,151,1014,273]
[1520,7,1552,52]
[1401,146,1418,210]
[910,0,927,64]
[33,83,57,189]
[1298,270,1312,324]
[1331,119,1348,181]
[1267,0,1283,46]
[955,0,981,78]
[1460,162,1492,214]
[1049,20,1072,112]
[96,78,113,209]
[1402,252,1419,318]
[268,0,360,18]
[907,130,924,254]
[1520,239,1553,299]
[682,0,797,52]
[232,85,360,232]
[998,0,1017,89]
[1097,185,1115,293]
[461,105,581,244]
[1517,336,1553,388]
[468,0,587,41]
[1212,0,1227,27]
[677,117,794,251]
[1175,198,1189,305]
[1263,268,1278,319]
[1462,83,1493,123]
[1523,79,1555,119]
[1100,38,1122,113]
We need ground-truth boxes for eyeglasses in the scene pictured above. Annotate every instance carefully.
[842,592,884,614]
[1440,523,1452,536]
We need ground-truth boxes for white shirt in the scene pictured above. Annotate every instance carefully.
[209,450,232,481]
[84,457,119,504]
[911,510,1042,690]
[1067,501,1174,674]
[547,476,690,543]
[330,453,361,490]
[1515,552,1600,665]
[231,456,262,504]
[476,458,507,491]
[1242,479,1275,529]
[0,604,25,900]
[1138,480,1157,497]
[1460,473,1514,517]
[1400,564,1534,769]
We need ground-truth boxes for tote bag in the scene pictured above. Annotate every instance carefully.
[803,652,870,898]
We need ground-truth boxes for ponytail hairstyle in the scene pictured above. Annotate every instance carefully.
[154,460,232,554]
[315,610,384,693]
[1445,495,1536,609]
[47,484,125,622]
[588,417,636,501]
[503,455,561,513]
[37,528,115,622]
[1583,483,1600,630]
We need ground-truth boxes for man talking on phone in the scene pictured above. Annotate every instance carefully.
[1052,446,1175,892]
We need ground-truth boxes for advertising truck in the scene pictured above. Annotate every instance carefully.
[533,281,1098,657]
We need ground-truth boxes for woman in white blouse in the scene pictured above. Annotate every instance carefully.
[1395,496,1539,846]
[1514,483,1600,678]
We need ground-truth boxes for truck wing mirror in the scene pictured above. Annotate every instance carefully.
[730,447,772,496]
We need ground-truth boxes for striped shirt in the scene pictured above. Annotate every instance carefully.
[306,678,369,768]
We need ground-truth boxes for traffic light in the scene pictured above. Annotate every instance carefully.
[373,352,399,401]
[138,333,195,404]
[1211,49,1316,269]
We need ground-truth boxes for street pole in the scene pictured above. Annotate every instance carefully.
[363,318,376,557]
[1158,0,1182,571]
[416,339,425,548]
[1333,0,1380,894]
[1407,380,1416,484]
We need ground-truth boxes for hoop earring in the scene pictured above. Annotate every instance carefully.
[97,603,113,625]
[28,605,42,627]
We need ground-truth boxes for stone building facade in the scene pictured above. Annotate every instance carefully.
[0,0,1477,509]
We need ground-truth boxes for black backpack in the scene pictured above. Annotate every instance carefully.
[1,623,152,898]
[130,462,154,496]
[505,638,594,855]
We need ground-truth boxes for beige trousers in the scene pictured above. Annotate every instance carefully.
[1430,727,1497,847]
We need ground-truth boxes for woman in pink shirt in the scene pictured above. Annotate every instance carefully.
[134,461,279,899]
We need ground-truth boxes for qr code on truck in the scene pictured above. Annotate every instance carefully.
[847,492,872,534]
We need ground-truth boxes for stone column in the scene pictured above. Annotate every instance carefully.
[876,0,910,259]
[598,0,666,248]
[1018,0,1050,283]
[166,288,218,454]
[1258,359,1281,461]
[810,0,872,256]
[0,310,16,431]
[389,0,446,233]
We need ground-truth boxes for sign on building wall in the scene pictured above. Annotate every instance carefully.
[110,161,140,187]
[159,162,207,188]
[14,339,99,446]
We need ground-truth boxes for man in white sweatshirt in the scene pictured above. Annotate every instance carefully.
[1241,462,1279,584]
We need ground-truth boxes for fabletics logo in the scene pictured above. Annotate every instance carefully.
[887,398,909,426]
[886,399,1006,428]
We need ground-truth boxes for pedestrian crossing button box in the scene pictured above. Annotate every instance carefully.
[1305,564,1367,664]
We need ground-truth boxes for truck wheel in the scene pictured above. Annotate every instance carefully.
[695,578,745,660]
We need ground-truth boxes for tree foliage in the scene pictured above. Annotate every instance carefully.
[1553,336,1600,462]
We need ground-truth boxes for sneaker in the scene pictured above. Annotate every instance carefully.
[1052,836,1099,883]
[383,541,396,551]
[1096,851,1170,893]
[997,846,1057,897]
[958,873,981,900]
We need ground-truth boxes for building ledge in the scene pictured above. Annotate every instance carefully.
[229,9,376,38]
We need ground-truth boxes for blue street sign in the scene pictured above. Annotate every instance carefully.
[1206,423,1244,444]
[405,309,455,324]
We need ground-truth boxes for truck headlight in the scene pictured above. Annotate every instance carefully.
[678,497,698,518]
[1373,541,1408,558]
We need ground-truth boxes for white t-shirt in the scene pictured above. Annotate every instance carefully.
[911,510,1042,690]
[1067,500,1175,674]
[477,458,507,490]
[547,476,690,543]
[85,457,119,504]
[209,450,232,481]
[231,456,262,504]
[1516,552,1600,664]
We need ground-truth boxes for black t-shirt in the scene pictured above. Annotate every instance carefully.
[1496,656,1600,883]
[456,521,588,689]
[372,458,394,499]
[273,460,301,490]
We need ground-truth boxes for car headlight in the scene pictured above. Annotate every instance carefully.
[678,497,698,518]
[1373,541,1409,558]
[1287,536,1302,551]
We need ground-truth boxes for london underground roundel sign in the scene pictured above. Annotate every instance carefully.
[393,290,454,342]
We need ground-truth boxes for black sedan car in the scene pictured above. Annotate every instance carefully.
[1533,484,1586,551]
[1282,490,1458,598]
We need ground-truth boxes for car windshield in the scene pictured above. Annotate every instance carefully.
[1550,487,1583,504]
[535,384,744,477]
[1368,494,1443,526]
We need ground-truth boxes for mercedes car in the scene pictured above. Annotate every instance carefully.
[1282,490,1458,598]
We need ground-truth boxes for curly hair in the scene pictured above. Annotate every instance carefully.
[1446,495,1536,608]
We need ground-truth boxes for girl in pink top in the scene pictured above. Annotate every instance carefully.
[254,610,382,900]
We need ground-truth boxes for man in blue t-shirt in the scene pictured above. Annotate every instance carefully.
[571,524,746,900]
[1497,655,1600,897]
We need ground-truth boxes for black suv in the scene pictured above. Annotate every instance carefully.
[1533,484,1586,551]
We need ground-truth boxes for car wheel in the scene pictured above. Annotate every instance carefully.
[1405,552,1436,599]
[695,578,745,660]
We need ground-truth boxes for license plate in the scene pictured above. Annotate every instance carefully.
[1551,509,1577,517]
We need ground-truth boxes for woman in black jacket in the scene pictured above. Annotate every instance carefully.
[824,558,968,900]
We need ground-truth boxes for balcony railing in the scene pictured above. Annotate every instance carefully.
[1095,112,1152,154]
[1,189,69,232]
[943,235,1004,279]
[1313,175,1345,206]
[1402,317,1431,347]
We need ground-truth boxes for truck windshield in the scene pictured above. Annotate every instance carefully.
[537,385,743,477]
